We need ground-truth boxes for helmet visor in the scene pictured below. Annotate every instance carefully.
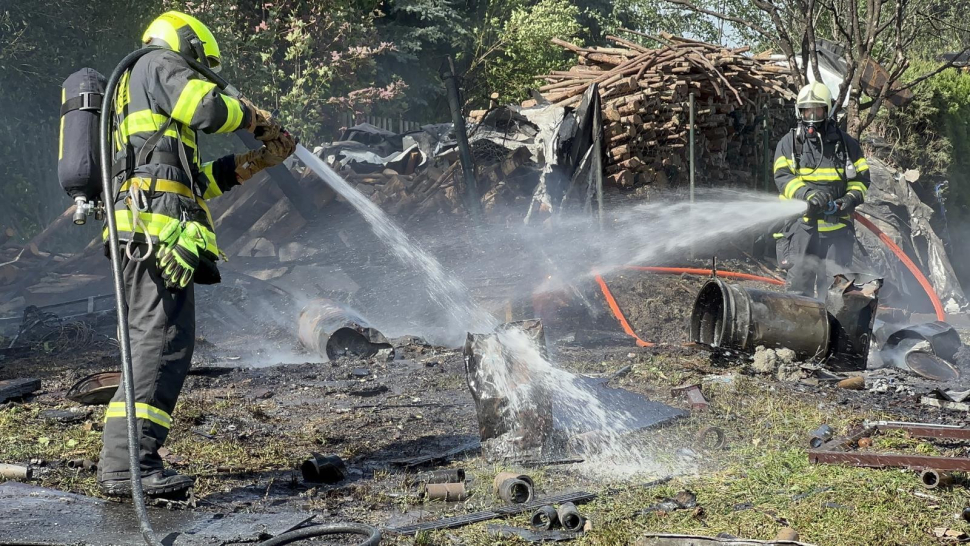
[798,105,827,123]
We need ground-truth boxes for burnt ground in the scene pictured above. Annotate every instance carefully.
[4,270,970,545]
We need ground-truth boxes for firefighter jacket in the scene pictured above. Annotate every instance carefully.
[773,124,870,233]
[106,48,252,264]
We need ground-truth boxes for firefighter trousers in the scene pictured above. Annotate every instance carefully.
[784,221,855,299]
[99,243,195,480]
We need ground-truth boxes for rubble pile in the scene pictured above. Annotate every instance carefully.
[301,118,544,223]
[534,32,796,189]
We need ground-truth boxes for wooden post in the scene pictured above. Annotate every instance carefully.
[441,56,481,219]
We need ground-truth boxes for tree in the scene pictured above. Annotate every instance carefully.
[661,0,970,137]
[167,0,403,141]
[374,0,470,120]
[477,0,583,101]
[0,0,403,244]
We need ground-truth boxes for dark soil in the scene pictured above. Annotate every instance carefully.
[3,267,970,545]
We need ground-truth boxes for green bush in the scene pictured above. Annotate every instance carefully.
[870,61,970,220]
[484,0,583,102]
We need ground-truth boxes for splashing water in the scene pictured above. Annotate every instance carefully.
[295,145,802,478]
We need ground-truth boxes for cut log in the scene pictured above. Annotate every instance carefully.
[608,170,635,188]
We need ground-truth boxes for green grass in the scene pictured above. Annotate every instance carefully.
[407,370,970,545]
[3,355,970,545]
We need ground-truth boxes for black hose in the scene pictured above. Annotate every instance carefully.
[257,523,381,546]
[99,46,164,546]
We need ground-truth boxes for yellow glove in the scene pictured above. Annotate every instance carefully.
[240,97,281,141]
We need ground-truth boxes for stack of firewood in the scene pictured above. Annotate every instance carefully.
[531,32,796,189]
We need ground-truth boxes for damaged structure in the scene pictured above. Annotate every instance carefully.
[3,25,970,546]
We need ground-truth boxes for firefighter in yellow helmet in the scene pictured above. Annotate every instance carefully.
[97,11,295,497]
[773,81,870,298]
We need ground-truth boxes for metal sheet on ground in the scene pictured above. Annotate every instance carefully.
[557,377,686,432]
[637,534,815,546]
[0,482,313,546]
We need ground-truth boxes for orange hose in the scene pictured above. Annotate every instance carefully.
[853,212,945,321]
[592,266,783,347]
[592,272,654,347]
[622,266,785,286]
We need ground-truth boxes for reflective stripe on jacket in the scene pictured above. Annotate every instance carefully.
[773,128,871,232]
[107,48,251,259]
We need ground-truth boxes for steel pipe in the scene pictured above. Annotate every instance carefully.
[920,468,953,489]
[422,469,465,484]
[557,502,585,532]
[531,505,559,530]
[425,482,468,501]
[298,299,393,361]
[689,279,830,360]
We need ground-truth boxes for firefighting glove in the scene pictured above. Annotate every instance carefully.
[234,132,297,182]
[835,191,861,212]
[264,131,297,160]
[240,97,282,141]
[156,221,205,290]
[234,147,274,182]
[806,190,834,216]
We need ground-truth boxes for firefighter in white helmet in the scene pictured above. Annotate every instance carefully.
[773,81,871,298]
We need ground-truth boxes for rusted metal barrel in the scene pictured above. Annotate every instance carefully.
[298,299,393,361]
[825,274,882,371]
[463,320,554,454]
[689,279,830,361]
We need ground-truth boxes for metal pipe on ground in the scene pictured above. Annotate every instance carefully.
[493,472,535,504]
[920,469,953,489]
[298,299,393,361]
[425,482,469,501]
[66,459,98,471]
[557,502,586,532]
[531,505,559,530]
[422,469,466,484]
[0,464,32,479]
[689,279,831,360]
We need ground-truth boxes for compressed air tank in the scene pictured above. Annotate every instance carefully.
[58,68,107,200]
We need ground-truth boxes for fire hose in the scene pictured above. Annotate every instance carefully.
[853,212,945,321]
[595,214,947,346]
[100,48,380,546]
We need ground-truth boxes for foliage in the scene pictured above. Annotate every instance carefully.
[0,1,150,248]
[374,0,470,119]
[607,0,767,49]
[165,0,403,143]
[869,62,970,219]
[479,0,582,102]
